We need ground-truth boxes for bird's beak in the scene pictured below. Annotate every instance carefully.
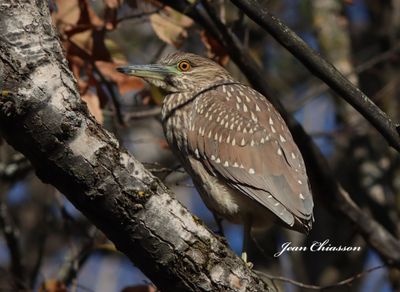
[116,64,175,80]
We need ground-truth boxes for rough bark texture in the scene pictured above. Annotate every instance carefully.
[0,1,272,291]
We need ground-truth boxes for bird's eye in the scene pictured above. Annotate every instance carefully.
[177,60,191,72]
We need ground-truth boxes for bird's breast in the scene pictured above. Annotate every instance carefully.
[161,100,193,155]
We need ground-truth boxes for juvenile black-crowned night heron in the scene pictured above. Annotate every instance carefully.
[117,52,314,262]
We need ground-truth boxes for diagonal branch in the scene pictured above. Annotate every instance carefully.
[159,0,400,268]
[230,0,400,152]
[287,42,400,112]
[0,1,272,291]
[255,264,385,290]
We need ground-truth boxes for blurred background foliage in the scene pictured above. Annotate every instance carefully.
[1,0,400,291]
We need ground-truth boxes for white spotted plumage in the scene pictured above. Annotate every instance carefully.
[136,52,313,236]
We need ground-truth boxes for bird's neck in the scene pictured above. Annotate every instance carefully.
[161,91,191,121]
[161,79,239,122]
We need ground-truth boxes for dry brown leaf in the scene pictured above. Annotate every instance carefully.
[80,0,104,27]
[53,0,144,121]
[96,61,145,95]
[53,0,103,36]
[200,30,229,66]
[149,6,193,47]
[52,0,81,30]
[158,138,169,149]
[69,29,93,54]
[53,0,107,69]
[82,92,104,124]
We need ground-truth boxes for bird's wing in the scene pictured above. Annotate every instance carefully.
[186,84,313,230]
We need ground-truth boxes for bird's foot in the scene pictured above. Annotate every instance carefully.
[241,252,253,269]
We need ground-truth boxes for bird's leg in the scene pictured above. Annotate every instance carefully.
[212,212,225,236]
[241,216,253,268]
[241,222,250,262]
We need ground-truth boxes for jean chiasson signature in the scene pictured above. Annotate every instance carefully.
[274,239,361,257]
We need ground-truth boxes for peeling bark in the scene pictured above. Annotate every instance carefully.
[0,1,272,291]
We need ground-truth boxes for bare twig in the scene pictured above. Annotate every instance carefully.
[159,0,400,268]
[117,5,165,23]
[287,41,400,112]
[68,40,126,126]
[30,198,55,289]
[30,231,47,288]
[175,182,195,188]
[93,62,126,126]
[255,264,385,291]
[229,0,400,152]
[0,154,31,183]
[0,155,31,289]
[150,43,168,63]
[0,199,26,290]
[142,162,185,174]
[125,106,161,120]
[59,227,97,286]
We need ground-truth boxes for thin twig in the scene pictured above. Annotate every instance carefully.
[150,43,168,63]
[0,154,31,183]
[146,167,185,174]
[125,107,161,120]
[59,226,97,286]
[0,155,32,289]
[68,40,126,126]
[141,162,185,181]
[117,5,165,23]
[0,199,26,290]
[287,41,400,112]
[175,182,195,188]
[159,0,400,268]
[29,196,56,289]
[255,264,385,291]
[30,228,47,288]
[92,61,125,126]
[229,0,400,152]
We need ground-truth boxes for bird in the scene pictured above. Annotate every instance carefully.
[117,52,314,263]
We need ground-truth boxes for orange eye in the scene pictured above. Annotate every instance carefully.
[177,60,191,71]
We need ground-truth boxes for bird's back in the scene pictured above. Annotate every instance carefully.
[162,80,313,233]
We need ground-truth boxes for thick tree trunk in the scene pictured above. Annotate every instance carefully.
[0,1,271,291]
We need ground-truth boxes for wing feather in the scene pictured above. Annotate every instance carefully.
[187,84,313,230]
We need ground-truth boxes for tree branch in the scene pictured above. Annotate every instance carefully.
[255,264,385,290]
[0,1,271,291]
[159,0,400,268]
[230,0,400,152]
[286,41,400,112]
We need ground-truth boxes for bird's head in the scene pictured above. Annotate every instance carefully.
[117,52,233,93]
